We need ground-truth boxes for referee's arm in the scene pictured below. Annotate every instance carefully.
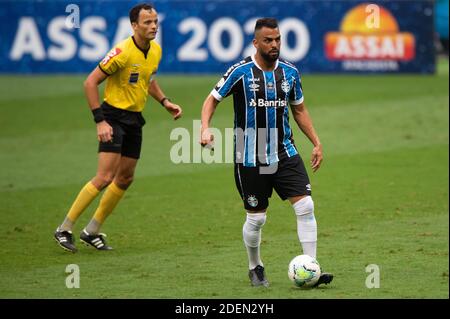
[84,67,112,142]
[148,79,183,120]
[84,66,108,112]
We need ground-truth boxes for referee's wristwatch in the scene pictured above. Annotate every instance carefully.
[160,97,171,107]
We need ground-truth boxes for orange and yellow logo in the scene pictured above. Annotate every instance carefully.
[101,48,122,65]
[325,4,415,61]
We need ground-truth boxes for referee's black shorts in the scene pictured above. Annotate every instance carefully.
[234,154,312,211]
[98,102,146,159]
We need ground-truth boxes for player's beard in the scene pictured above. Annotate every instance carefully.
[260,49,280,63]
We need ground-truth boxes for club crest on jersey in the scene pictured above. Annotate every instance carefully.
[281,80,291,93]
[247,195,258,207]
[101,48,122,65]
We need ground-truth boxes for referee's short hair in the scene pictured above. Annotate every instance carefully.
[129,3,155,24]
[254,18,279,32]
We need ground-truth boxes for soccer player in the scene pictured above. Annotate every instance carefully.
[200,18,333,287]
[54,3,182,252]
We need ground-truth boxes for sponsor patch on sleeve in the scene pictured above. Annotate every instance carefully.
[101,48,122,65]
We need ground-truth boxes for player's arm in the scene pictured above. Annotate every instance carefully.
[290,102,323,172]
[83,66,113,142]
[200,62,241,147]
[200,94,220,147]
[148,79,182,120]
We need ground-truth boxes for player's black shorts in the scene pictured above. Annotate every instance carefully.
[234,154,311,211]
[98,102,146,159]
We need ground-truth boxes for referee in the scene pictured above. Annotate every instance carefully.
[54,3,182,252]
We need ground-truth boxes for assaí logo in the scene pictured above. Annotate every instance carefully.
[324,3,415,71]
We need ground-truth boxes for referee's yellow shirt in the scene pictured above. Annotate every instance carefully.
[98,36,162,112]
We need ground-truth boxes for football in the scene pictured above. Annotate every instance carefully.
[288,255,321,288]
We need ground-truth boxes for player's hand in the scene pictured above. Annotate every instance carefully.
[164,102,183,120]
[311,144,323,172]
[200,126,214,150]
[96,121,113,143]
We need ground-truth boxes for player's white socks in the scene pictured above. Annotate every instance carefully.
[242,212,267,270]
[293,196,317,259]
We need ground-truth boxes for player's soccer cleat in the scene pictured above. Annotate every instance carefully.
[248,265,270,287]
[54,229,77,253]
[80,229,113,250]
[312,272,334,287]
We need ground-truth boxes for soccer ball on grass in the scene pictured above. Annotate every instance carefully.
[288,254,321,288]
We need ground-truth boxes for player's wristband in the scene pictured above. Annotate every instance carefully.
[160,97,171,106]
[92,107,105,123]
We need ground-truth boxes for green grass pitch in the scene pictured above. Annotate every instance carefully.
[0,60,448,298]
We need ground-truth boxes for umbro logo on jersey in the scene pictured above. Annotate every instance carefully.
[249,98,287,108]
[249,83,260,91]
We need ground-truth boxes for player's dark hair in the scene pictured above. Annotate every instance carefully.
[129,3,154,24]
[254,18,279,32]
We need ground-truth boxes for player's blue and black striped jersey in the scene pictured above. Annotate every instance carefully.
[211,55,304,167]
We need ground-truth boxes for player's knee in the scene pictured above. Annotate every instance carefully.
[95,174,115,190]
[245,211,267,228]
[292,196,314,216]
[115,174,134,189]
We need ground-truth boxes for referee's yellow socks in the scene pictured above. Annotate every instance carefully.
[85,182,125,234]
[59,181,100,231]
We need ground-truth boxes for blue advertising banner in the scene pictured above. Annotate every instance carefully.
[0,0,435,73]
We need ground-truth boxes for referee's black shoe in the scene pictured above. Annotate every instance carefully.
[54,229,77,253]
[312,272,334,287]
[248,265,270,287]
[80,229,113,250]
